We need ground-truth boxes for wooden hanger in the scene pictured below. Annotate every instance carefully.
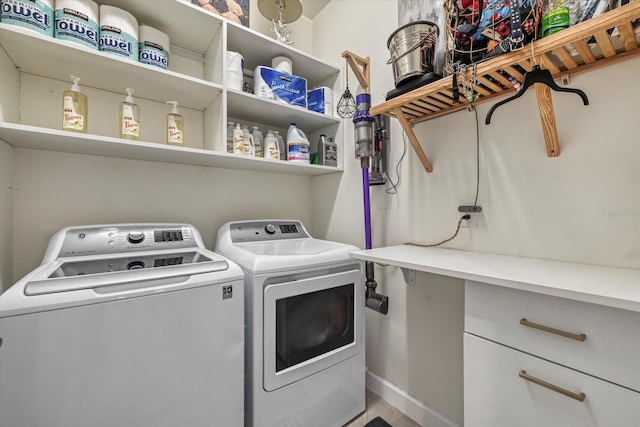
[485,64,589,124]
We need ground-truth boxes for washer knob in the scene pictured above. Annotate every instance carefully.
[127,260,145,270]
[127,231,145,244]
[264,224,276,234]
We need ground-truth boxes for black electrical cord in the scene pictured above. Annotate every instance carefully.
[384,129,407,194]
[471,105,480,207]
[404,105,481,248]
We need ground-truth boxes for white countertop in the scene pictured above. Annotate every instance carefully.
[350,246,640,313]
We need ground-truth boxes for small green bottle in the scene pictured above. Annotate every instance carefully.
[541,0,571,37]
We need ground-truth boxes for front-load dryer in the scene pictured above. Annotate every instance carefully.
[215,219,365,427]
[0,223,245,427]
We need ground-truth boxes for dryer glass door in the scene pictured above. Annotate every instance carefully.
[263,269,362,392]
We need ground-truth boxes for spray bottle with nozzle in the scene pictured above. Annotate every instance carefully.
[354,93,389,315]
[166,101,184,146]
[62,75,88,134]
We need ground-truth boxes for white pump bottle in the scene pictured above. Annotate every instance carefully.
[166,101,184,146]
[62,75,88,133]
[120,88,140,140]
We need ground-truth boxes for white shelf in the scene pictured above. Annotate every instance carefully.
[226,21,340,85]
[0,123,343,176]
[351,246,640,313]
[227,89,339,132]
[0,24,222,111]
[1,1,344,176]
[99,0,340,85]
[98,0,223,54]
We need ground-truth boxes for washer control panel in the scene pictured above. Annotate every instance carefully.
[229,220,310,243]
[48,251,214,278]
[58,225,196,257]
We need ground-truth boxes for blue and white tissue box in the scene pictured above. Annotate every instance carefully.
[307,87,333,115]
[254,66,307,108]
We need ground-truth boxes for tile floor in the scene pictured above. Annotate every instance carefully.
[344,389,420,427]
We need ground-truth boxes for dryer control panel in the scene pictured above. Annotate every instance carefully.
[229,220,310,243]
[55,224,199,258]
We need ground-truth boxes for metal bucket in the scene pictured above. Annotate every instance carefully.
[387,21,439,87]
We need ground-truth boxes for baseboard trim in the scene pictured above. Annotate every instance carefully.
[366,371,462,427]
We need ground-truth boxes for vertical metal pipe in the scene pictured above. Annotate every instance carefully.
[362,166,372,250]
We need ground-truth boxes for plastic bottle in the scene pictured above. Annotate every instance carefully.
[286,123,311,163]
[252,126,264,158]
[242,125,254,156]
[274,130,286,161]
[233,123,244,154]
[62,75,88,133]
[119,88,140,140]
[264,130,280,160]
[226,121,235,153]
[542,0,572,37]
[317,134,338,167]
[166,101,184,146]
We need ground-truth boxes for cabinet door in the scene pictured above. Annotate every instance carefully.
[464,333,640,427]
[465,280,640,391]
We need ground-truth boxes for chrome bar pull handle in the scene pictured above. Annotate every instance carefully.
[519,370,586,402]
[520,318,586,342]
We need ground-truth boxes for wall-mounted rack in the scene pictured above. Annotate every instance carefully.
[342,50,371,92]
[371,2,640,173]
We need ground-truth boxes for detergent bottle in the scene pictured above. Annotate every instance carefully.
[286,123,310,163]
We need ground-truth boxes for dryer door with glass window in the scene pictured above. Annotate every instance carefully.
[263,268,362,391]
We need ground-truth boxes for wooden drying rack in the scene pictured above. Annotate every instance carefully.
[371,2,640,173]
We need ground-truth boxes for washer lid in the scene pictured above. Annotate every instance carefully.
[25,250,229,296]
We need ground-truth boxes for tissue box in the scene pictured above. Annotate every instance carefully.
[307,87,333,115]
[254,66,307,108]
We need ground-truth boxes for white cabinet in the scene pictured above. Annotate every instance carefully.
[0,0,342,176]
[350,247,640,426]
[464,281,640,427]
[464,334,640,427]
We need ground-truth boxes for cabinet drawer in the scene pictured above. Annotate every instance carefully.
[464,333,640,427]
[465,281,640,391]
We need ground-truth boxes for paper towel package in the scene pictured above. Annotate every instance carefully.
[254,66,307,108]
[307,87,333,115]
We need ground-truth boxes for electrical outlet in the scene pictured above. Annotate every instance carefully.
[459,204,481,228]
[461,212,478,227]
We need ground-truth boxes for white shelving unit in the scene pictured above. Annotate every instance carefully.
[0,123,340,176]
[0,24,222,111]
[0,0,343,176]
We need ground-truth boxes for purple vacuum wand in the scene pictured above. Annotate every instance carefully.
[354,93,388,315]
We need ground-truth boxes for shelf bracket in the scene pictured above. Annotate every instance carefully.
[394,108,434,173]
[535,84,561,157]
[342,50,370,92]
[535,56,561,157]
[401,268,416,286]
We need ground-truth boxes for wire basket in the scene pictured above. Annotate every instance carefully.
[444,0,541,73]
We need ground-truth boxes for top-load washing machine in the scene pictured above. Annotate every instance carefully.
[215,219,365,427]
[0,223,245,427]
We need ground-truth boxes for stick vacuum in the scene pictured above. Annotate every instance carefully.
[354,93,389,315]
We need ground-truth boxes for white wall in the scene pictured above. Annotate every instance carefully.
[406,58,640,268]
[310,1,640,425]
[0,38,18,290]
[9,148,314,282]
[0,142,13,291]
